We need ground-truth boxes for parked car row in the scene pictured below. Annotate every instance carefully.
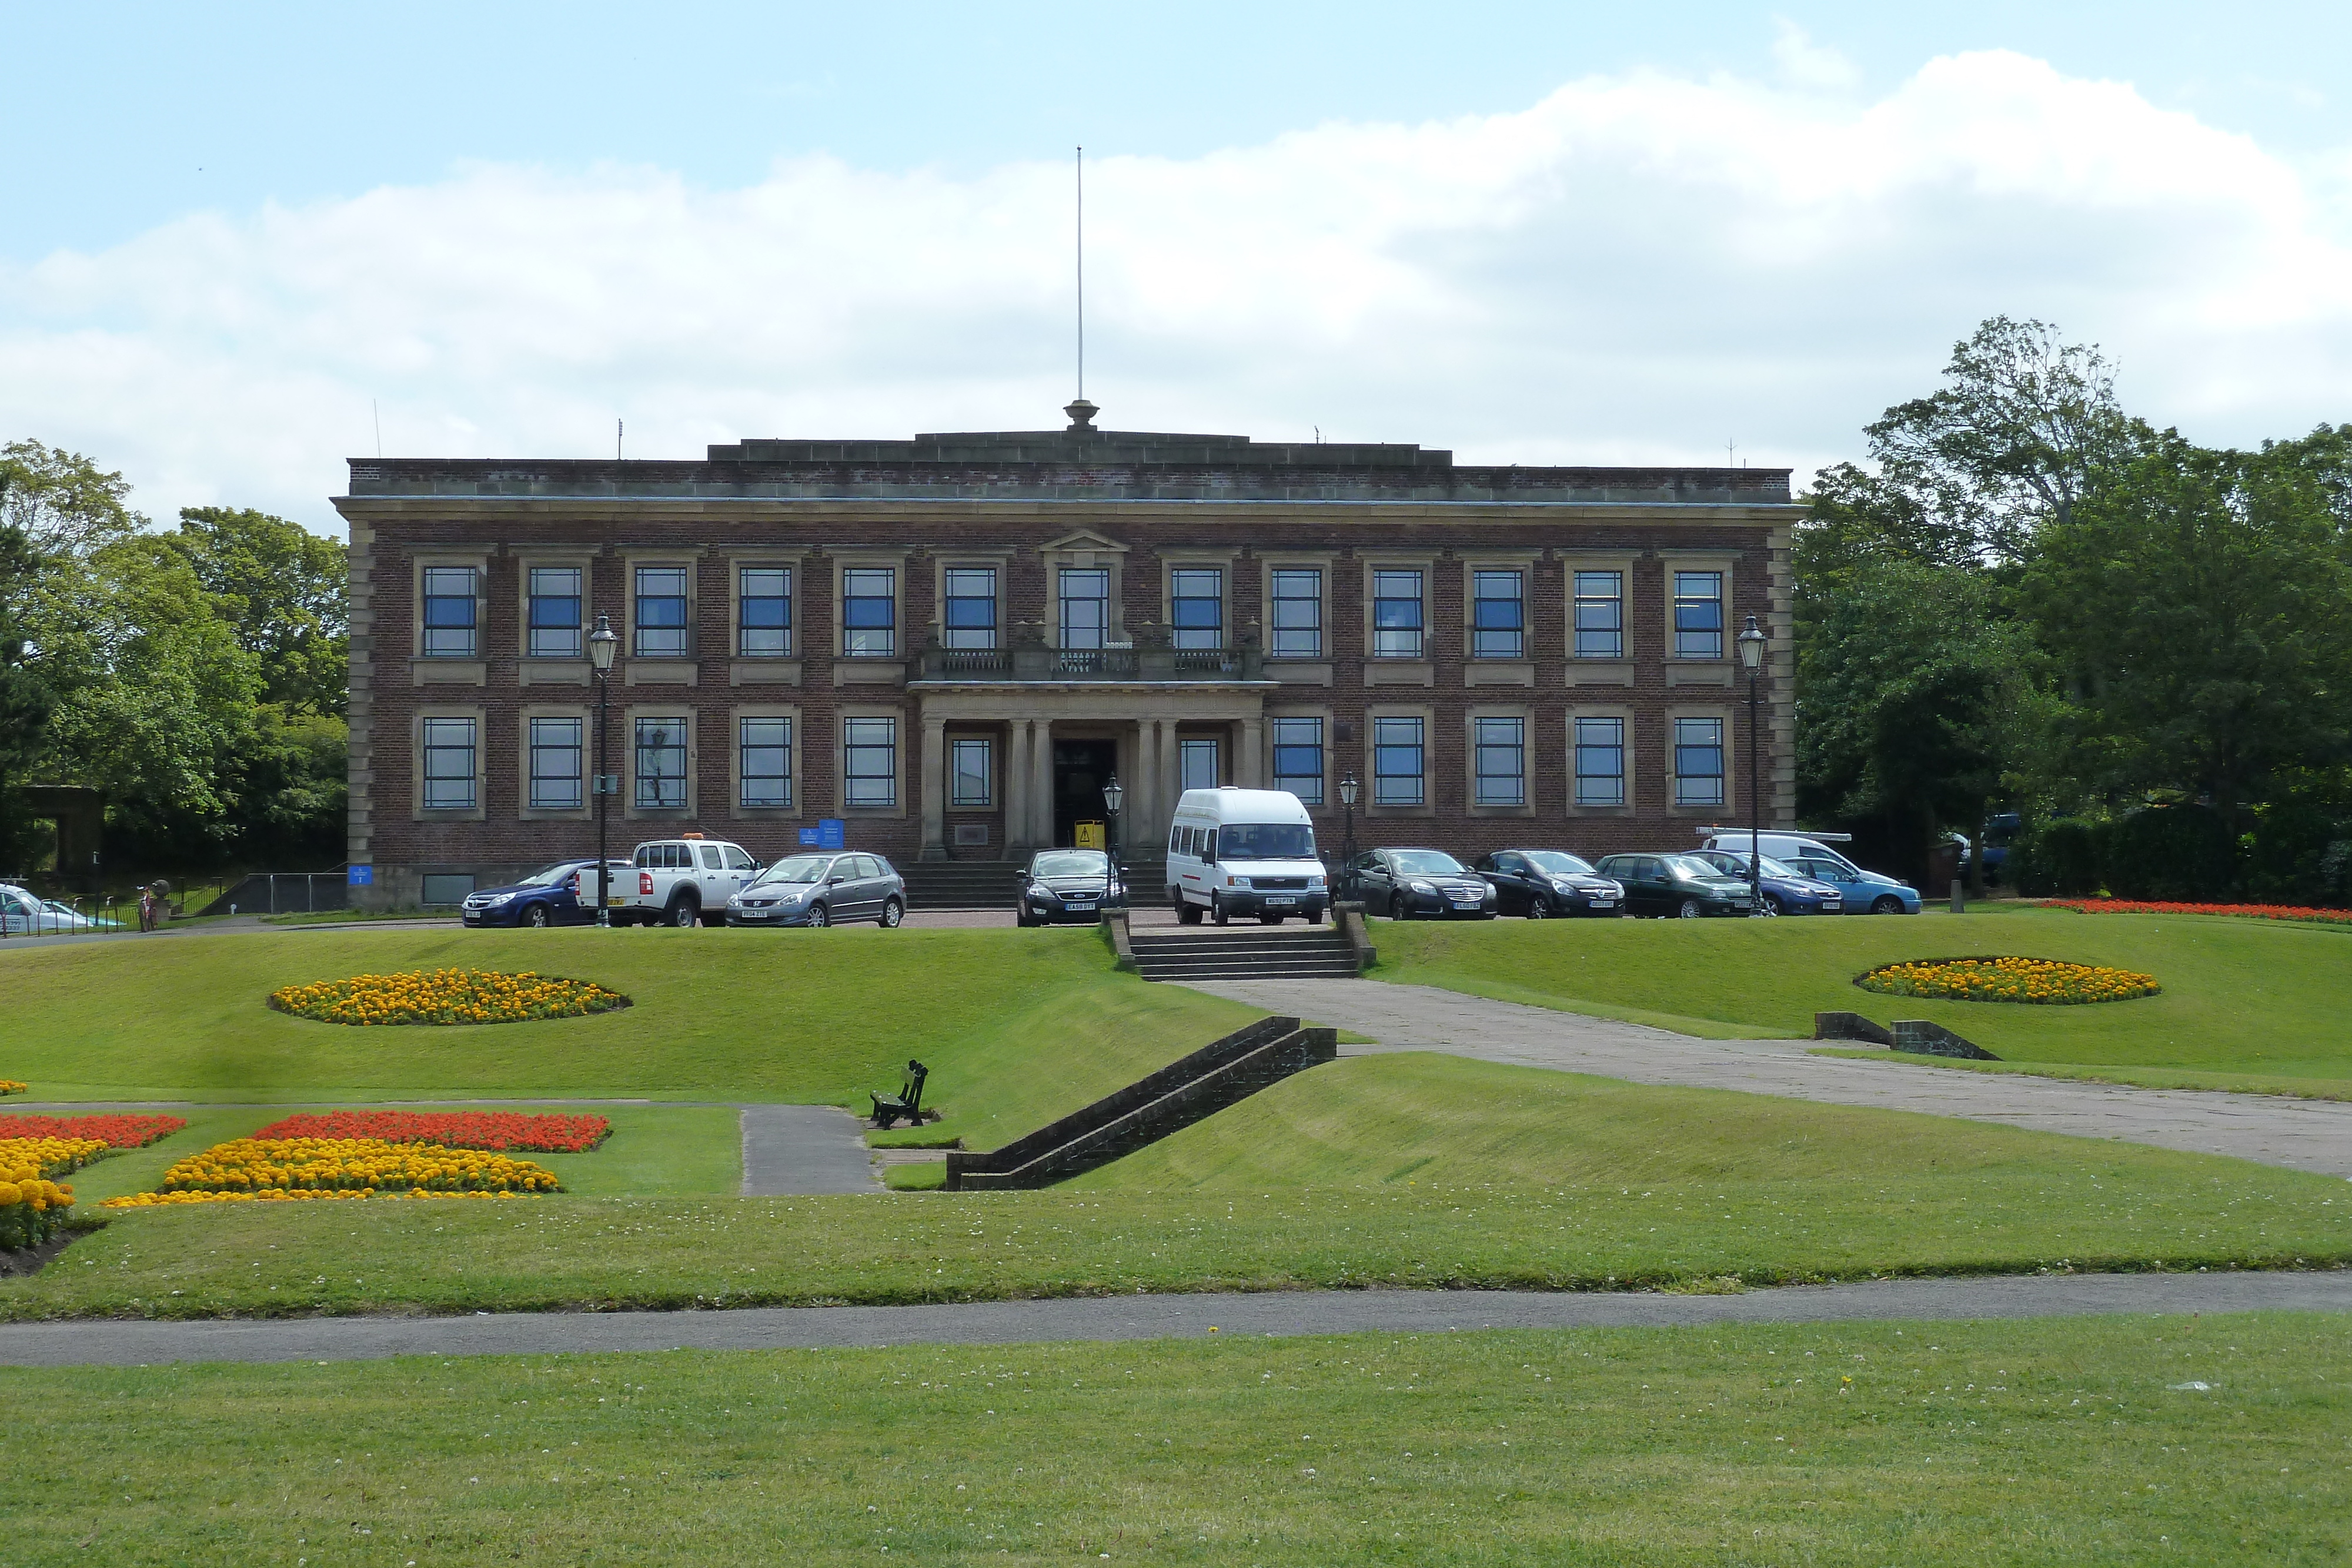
[459,836,910,930]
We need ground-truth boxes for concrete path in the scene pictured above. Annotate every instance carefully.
[2,1271,2344,1368]
[1184,978,2352,1179]
[740,1105,880,1195]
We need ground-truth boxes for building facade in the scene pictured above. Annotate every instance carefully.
[336,412,1799,908]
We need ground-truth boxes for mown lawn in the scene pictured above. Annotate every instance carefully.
[2,1312,2344,1564]
[1372,904,2352,1091]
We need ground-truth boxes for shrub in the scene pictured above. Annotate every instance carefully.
[2010,820,2101,897]
[2097,806,2237,901]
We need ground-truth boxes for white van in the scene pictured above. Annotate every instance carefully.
[1164,787,1329,925]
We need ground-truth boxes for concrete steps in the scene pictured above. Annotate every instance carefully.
[1128,927,1360,982]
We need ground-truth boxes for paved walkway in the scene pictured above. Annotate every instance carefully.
[739,1105,880,1194]
[2,1271,2343,1368]
[1184,978,2352,1179]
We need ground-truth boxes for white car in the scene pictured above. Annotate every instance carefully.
[617,837,763,927]
[0,884,122,934]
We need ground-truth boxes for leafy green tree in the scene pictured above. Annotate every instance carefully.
[166,506,348,715]
[0,440,142,556]
[0,516,58,870]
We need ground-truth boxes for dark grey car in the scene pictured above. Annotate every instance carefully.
[1016,848,1116,926]
[726,851,906,928]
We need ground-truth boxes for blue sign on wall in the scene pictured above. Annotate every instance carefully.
[799,827,821,846]
[818,818,847,849]
[348,865,374,887]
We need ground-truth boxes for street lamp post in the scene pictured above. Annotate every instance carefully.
[1100,773,1125,909]
[1736,613,1768,916]
[1337,770,1360,905]
[589,615,619,926]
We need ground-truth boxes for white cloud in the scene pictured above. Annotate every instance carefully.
[2,48,2348,534]
[1770,19,1860,92]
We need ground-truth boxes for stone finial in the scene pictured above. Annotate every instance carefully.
[1064,398,1100,431]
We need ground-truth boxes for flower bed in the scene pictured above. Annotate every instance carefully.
[2049,898,2352,928]
[0,1080,25,1096]
[268,968,629,1026]
[248,1110,609,1152]
[0,1114,186,1149]
[1857,956,2160,1005]
[132,1136,562,1198]
[102,1188,528,1209]
[4,1135,112,1178]
[0,1154,74,1249]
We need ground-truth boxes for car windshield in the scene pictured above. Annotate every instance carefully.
[1523,851,1597,877]
[1665,855,1736,880]
[1704,852,1803,879]
[1388,850,1466,876]
[753,854,834,886]
[517,862,586,887]
[1033,851,1108,877]
[1218,823,1315,861]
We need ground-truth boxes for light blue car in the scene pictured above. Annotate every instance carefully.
[1700,835,1921,914]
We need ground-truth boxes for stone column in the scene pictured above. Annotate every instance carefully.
[1239,715,1266,788]
[1160,717,1183,813]
[919,713,947,861]
[1005,718,1033,857]
[1029,718,1055,847]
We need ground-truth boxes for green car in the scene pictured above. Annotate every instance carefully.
[1590,853,1757,918]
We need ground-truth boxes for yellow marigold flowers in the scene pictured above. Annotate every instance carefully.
[268,968,628,1027]
[0,1161,75,1248]
[4,1136,110,1178]
[138,1136,561,1197]
[1857,956,2160,1005]
[0,1079,27,1095]
[102,1188,524,1209]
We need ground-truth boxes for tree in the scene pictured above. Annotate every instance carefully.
[166,507,348,715]
[0,440,142,557]
[0,516,57,870]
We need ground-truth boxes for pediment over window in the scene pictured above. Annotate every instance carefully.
[1037,529,1128,556]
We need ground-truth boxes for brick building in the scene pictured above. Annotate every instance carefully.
[335,407,1798,908]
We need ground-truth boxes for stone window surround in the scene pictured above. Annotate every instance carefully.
[1566,701,1636,817]
[1266,702,1334,810]
[409,551,490,663]
[835,701,907,817]
[1661,550,1738,667]
[1361,555,1438,662]
[1463,701,1536,817]
[1459,551,1537,664]
[622,550,699,664]
[516,702,593,821]
[928,550,1011,650]
[833,551,908,661]
[622,702,698,821]
[730,701,803,821]
[1364,700,1437,818]
[412,704,487,823]
[513,549,594,663]
[1666,701,1735,817]
[1561,550,1639,673]
[1036,531,1130,649]
[726,549,803,661]
[1258,551,1335,664]
[1157,546,1241,649]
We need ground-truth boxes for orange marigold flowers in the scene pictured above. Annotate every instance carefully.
[268,969,628,1027]
[1857,956,2160,1005]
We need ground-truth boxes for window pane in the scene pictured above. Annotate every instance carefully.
[740,716,791,808]
[529,716,583,809]
[1474,715,1524,805]
[634,567,689,657]
[1574,716,1626,806]
[1270,716,1323,805]
[1170,568,1223,650]
[1673,571,1725,659]
[421,567,477,656]
[526,569,583,658]
[738,568,791,657]
[634,716,689,809]
[1059,569,1110,650]
[843,568,896,657]
[1179,738,1219,791]
[1270,569,1322,657]
[1472,570,1524,659]
[1372,716,1424,805]
[845,716,897,806]
[422,717,476,810]
[943,567,997,649]
[1673,716,1725,806]
[951,737,993,806]
[1372,570,1424,657]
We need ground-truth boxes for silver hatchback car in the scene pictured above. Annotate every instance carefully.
[726,851,907,928]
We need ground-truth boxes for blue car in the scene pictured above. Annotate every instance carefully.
[460,859,636,928]
[1692,850,1844,915]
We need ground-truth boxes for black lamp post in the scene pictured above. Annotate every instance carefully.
[1736,614,1768,915]
[1338,769,1360,904]
[1100,773,1125,908]
[589,614,619,926]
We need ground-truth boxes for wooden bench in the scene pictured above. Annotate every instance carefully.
[870,1059,931,1129]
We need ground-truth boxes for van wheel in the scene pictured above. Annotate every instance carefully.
[1676,898,1703,919]
[1212,895,1230,927]
[1177,900,1203,926]
[878,897,903,928]
[524,904,550,928]
[668,896,699,928]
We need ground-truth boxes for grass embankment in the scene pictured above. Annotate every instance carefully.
[1373,904,2352,1095]
[3,1313,2345,1564]
[0,925,1254,1108]
[12,1056,2347,1319]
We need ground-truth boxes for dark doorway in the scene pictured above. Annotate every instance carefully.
[1052,739,1118,847]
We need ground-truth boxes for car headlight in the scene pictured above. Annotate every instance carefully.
[727,895,742,907]
[1409,879,1436,895]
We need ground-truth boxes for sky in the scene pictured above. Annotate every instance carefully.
[4,1,2350,535]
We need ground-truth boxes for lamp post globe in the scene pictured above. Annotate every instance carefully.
[1736,614,1767,914]
[1337,769,1360,905]
[1100,774,1124,908]
[589,615,619,925]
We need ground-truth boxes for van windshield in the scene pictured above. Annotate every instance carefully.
[1218,823,1315,861]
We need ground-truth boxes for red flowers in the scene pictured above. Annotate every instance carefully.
[2049,899,2352,927]
[0,1114,187,1148]
[247,1111,610,1153]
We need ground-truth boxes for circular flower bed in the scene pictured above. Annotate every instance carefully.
[1857,956,2160,1005]
[269,968,627,1026]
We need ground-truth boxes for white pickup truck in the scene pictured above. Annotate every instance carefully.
[618,835,763,927]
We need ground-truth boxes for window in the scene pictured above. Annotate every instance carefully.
[421,717,477,809]
[528,717,583,809]
[739,717,792,808]
[844,717,898,806]
[737,567,791,657]
[1269,569,1322,657]
[1271,717,1324,804]
[1573,571,1624,659]
[1372,570,1424,658]
[1573,717,1626,806]
[724,845,756,870]
[1474,716,1525,805]
[1170,568,1224,650]
[634,716,689,809]
[527,568,582,658]
[842,568,896,657]
[419,872,475,907]
[421,567,477,657]
[634,568,689,658]
[951,737,993,806]
[1673,716,1726,806]
[1179,738,1220,791]
[1472,571,1524,659]
[1372,716,1424,805]
[1673,570,1725,660]
[1058,568,1110,650]
[943,568,998,650]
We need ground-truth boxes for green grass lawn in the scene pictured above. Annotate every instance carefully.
[2,1312,2344,1564]
[1372,904,2352,1091]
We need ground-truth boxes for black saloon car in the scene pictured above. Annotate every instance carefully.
[460,859,636,927]
[1347,848,1498,920]
[1016,848,1118,926]
[1589,853,1758,918]
[1474,849,1627,918]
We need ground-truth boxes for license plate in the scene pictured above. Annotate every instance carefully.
[1590,898,1616,907]
[1451,899,1481,908]
[1265,896,1296,906]
[1066,901,1095,911]
[606,896,627,907]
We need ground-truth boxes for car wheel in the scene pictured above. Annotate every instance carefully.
[1212,895,1230,927]
[1677,898,1703,919]
[878,897,903,928]
[1872,895,1905,914]
[668,897,699,928]
[1015,907,1034,928]
[1389,894,1409,921]
[807,903,830,928]
[524,903,550,928]
[1760,894,1783,917]
[1525,897,1551,920]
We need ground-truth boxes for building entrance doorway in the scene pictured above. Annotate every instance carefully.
[1052,738,1118,846]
